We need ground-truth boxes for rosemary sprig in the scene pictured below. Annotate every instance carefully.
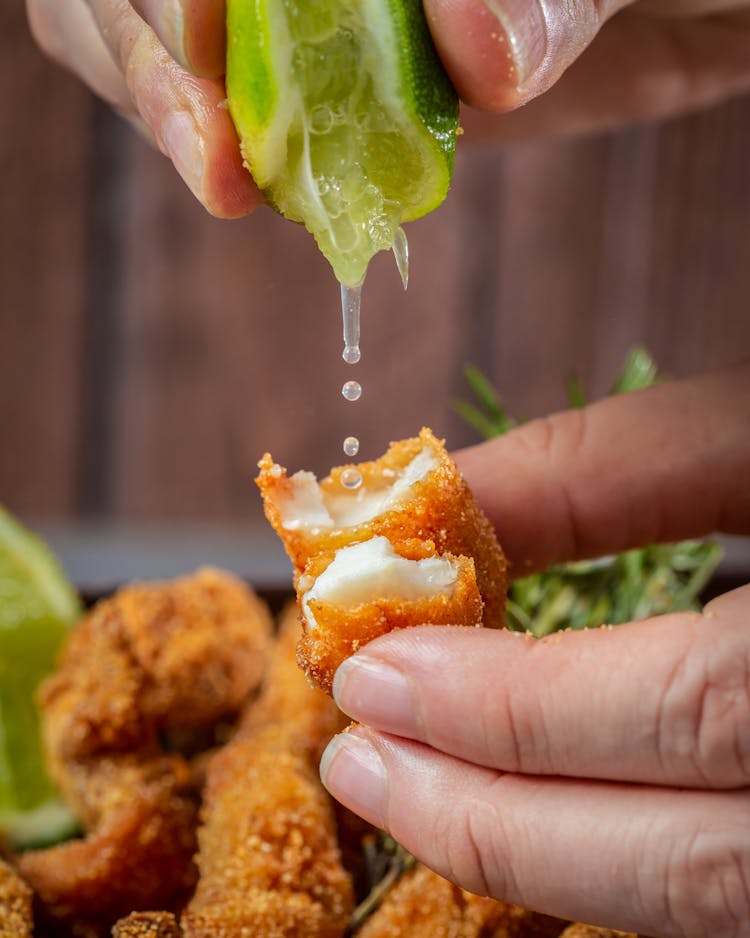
[349,834,417,931]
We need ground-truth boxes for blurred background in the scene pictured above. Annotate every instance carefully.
[1,1,749,590]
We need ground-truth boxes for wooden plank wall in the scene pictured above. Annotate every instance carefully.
[2,0,750,533]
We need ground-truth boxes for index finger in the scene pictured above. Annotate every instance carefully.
[331,585,750,789]
[129,0,226,78]
[454,362,750,574]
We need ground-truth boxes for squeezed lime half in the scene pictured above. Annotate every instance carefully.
[0,506,80,848]
[226,0,460,286]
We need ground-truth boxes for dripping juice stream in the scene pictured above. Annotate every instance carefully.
[341,281,363,489]
[337,228,409,491]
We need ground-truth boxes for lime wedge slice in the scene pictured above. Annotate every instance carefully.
[0,506,80,849]
[226,0,460,287]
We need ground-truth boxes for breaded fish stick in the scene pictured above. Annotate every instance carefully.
[0,860,33,938]
[182,606,353,938]
[21,570,272,933]
[257,429,507,627]
[113,912,182,938]
[258,429,507,691]
[20,755,197,928]
[558,926,636,938]
[41,568,272,771]
[356,864,566,938]
[297,537,483,691]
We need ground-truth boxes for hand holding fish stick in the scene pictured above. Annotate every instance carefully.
[321,362,750,938]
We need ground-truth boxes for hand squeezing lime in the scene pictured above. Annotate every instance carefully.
[0,506,80,849]
[226,0,460,286]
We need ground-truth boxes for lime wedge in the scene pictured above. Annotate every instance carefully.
[0,506,80,849]
[226,0,460,286]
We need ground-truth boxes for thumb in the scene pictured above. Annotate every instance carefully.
[424,0,631,109]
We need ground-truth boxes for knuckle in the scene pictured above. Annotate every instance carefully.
[122,28,162,120]
[441,780,520,902]
[480,670,554,775]
[657,626,750,787]
[666,819,750,936]
[514,412,590,557]
[114,7,145,74]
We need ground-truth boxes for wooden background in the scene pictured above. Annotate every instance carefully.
[1,1,749,583]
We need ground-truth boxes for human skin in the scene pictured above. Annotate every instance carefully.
[319,361,750,938]
[25,0,750,216]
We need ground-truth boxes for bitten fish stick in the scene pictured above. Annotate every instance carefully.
[257,428,507,628]
[182,607,353,938]
[297,537,483,692]
[258,428,507,692]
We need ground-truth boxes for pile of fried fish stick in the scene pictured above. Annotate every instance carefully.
[2,431,639,938]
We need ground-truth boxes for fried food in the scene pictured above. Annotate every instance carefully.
[0,859,33,938]
[298,537,483,691]
[182,605,353,938]
[20,756,197,929]
[257,428,506,625]
[112,912,182,938]
[558,927,636,938]
[19,569,273,934]
[40,568,272,768]
[356,864,566,938]
[258,428,507,691]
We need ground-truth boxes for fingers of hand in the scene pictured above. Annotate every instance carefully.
[320,728,750,937]
[128,0,226,77]
[27,0,132,111]
[424,0,624,110]
[454,364,750,573]
[333,586,750,789]
[459,10,750,140]
[75,0,259,217]
[425,0,750,112]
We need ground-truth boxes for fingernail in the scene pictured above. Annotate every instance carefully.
[140,0,187,67]
[161,111,205,197]
[484,0,546,88]
[333,656,421,738]
[319,733,388,827]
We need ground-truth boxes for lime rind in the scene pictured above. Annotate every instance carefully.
[227,0,459,286]
[0,507,80,630]
[0,506,80,848]
[0,800,79,852]
[378,0,459,176]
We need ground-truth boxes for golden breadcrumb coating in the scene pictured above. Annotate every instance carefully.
[113,912,182,938]
[258,429,507,691]
[182,606,353,938]
[257,428,507,628]
[356,865,566,938]
[0,860,33,938]
[40,568,272,769]
[558,927,636,938]
[20,570,272,934]
[20,756,197,927]
[298,542,483,692]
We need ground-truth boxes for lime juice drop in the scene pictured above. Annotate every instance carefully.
[341,467,363,490]
[392,226,409,289]
[343,436,360,457]
[342,380,362,402]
